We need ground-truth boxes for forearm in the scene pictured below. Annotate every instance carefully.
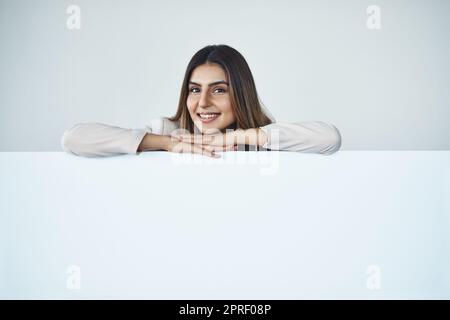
[258,121,342,154]
[61,122,148,157]
[137,133,170,152]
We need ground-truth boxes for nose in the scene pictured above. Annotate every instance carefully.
[198,89,211,108]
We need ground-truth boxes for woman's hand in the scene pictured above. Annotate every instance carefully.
[165,134,236,158]
[174,128,268,149]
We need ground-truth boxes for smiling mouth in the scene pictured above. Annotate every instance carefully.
[197,113,221,122]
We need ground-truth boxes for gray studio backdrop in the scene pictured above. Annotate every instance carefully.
[1,0,449,151]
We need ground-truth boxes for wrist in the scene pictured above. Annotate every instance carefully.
[161,135,172,151]
[139,133,171,151]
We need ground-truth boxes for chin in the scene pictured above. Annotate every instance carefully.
[195,122,223,134]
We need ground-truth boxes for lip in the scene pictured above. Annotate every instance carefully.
[197,113,221,123]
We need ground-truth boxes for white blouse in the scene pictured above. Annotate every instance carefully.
[61,117,342,157]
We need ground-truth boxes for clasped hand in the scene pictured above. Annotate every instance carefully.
[167,128,265,158]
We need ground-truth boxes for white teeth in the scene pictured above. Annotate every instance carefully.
[199,113,220,119]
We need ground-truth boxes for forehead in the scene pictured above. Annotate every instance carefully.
[190,63,227,82]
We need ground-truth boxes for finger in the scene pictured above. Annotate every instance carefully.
[225,144,238,152]
[200,145,221,158]
[200,137,233,148]
[182,142,218,158]
[171,140,186,153]
[173,142,209,157]
[177,134,188,140]
[181,134,215,144]
[170,134,183,144]
[178,134,193,141]
[209,144,236,152]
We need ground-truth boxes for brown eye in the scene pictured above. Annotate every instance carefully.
[214,88,226,93]
[190,87,200,93]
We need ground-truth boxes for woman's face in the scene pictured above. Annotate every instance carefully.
[187,63,236,133]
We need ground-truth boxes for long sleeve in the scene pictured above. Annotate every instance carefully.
[61,122,148,157]
[259,121,342,155]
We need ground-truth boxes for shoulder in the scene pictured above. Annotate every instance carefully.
[146,117,180,135]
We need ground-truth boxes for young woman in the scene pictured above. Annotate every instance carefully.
[61,44,341,158]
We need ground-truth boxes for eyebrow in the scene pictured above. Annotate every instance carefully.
[189,80,229,86]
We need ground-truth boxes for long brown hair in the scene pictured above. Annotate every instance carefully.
[168,44,273,133]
